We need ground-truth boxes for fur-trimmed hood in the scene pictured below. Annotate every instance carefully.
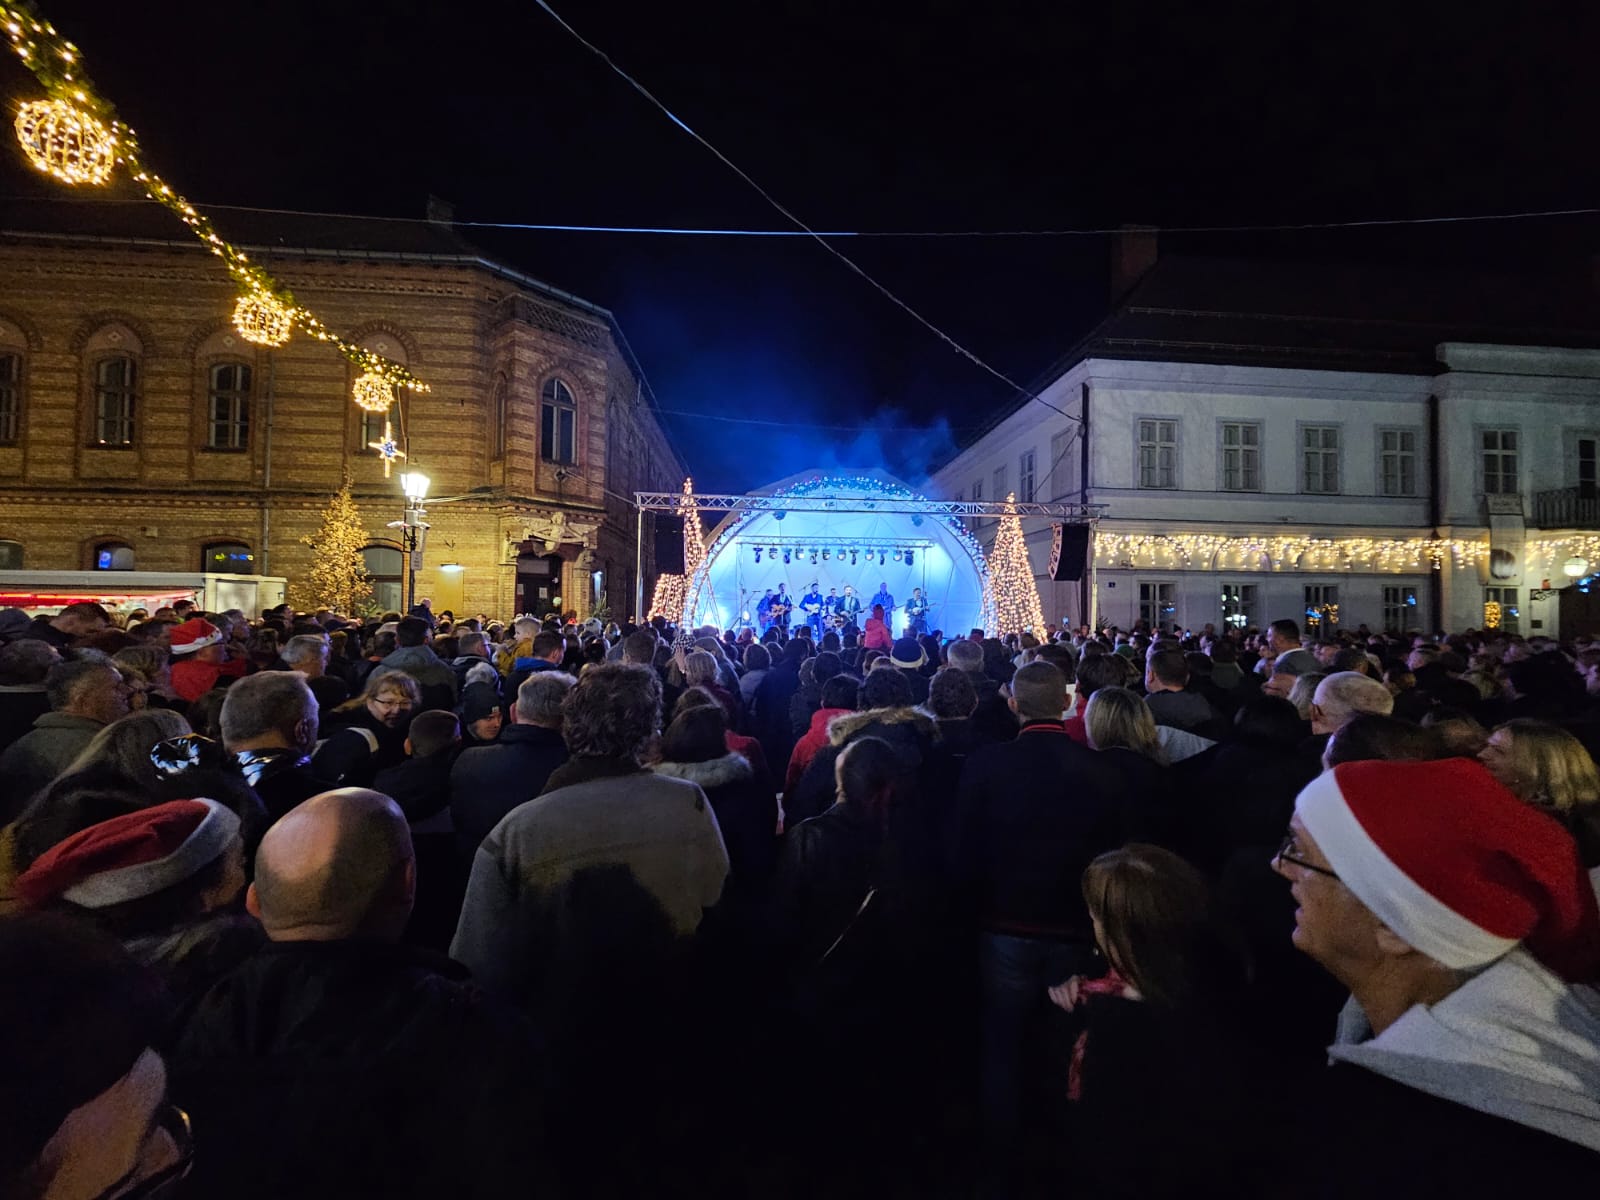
[826,705,939,747]
[652,753,754,790]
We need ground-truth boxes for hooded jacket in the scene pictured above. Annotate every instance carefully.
[785,706,853,796]
[1327,950,1600,1152]
[652,752,777,893]
[783,706,941,829]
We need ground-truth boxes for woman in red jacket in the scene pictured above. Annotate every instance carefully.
[862,604,892,653]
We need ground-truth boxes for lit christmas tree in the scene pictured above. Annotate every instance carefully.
[650,573,687,623]
[291,478,374,615]
[678,477,707,626]
[988,492,1045,636]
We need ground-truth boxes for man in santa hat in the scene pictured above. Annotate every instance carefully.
[1274,757,1600,1191]
[169,617,247,704]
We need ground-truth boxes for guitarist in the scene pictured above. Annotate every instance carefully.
[904,587,930,636]
[838,585,863,633]
[768,583,792,633]
[799,582,826,637]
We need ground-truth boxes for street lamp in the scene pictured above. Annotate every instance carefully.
[394,470,430,612]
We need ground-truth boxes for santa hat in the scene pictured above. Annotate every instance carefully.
[1296,758,1600,982]
[16,799,239,910]
[168,617,222,655]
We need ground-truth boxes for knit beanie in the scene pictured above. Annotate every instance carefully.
[1295,758,1600,982]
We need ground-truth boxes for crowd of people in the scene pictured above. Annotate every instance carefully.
[2,596,1598,1197]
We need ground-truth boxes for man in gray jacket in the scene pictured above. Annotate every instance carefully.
[0,659,130,815]
[451,663,728,1009]
[368,616,457,711]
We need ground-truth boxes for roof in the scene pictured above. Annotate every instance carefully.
[954,252,1600,455]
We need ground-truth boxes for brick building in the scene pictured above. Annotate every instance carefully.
[0,199,685,619]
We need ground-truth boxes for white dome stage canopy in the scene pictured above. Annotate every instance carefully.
[689,471,991,637]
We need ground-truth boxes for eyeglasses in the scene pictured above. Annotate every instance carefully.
[103,1105,193,1199]
[1274,830,1339,880]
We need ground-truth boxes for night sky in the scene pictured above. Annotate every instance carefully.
[5,2,1599,491]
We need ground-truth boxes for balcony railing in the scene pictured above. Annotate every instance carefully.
[1532,486,1600,530]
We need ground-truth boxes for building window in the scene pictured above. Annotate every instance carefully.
[993,465,1008,503]
[202,541,255,573]
[1138,418,1177,489]
[93,355,137,446]
[1220,422,1261,492]
[1379,429,1417,497]
[971,477,984,530]
[206,362,251,450]
[359,406,388,452]
[362,545,405,614]
[1382,585,1419,632]
[1579,436,1597,500]
[1484,586,1520,634]
[1304,585,1339,632]
[94,541,135,571]
[1482,429,1519,495]
[0,352,19,444]
[1018,449,1036,503]
[1050,430,1073,498]
[491,374,508,461]
[1301,426,1340,494]
[540,378,576,464]
[1138,581,1176,630]
[1220,583,1257,630]
[0,539,22,569]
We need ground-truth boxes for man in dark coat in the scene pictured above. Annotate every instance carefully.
[0,638,57,757]
[220,672,323,824]
[0,659,130,818]
[449,671,575,861]
[1276,759,1600,1194]
[171,788,549,1200]
[374,710,467,951]
[753,638,808,772]
[16,600,110,649]
[952,660,1127,1196]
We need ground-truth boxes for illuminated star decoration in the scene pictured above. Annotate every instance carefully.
[367,420,407,477]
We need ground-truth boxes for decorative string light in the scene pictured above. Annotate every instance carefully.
[13,97,115,184]
[352,371,396,413]
[987,492,1046,635]
[1,0,428,399]
[650,573,687,622]
[1094,531,1490,572]
[231,289,294,348]
[678,477,708,626]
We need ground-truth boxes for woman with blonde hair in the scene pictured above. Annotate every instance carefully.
[1479,718,1600,871]
[1084,686,1166,765]
[1083,686,1174,844]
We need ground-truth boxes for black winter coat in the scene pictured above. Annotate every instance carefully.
[448,724,568,859]
[171,939,549,1200]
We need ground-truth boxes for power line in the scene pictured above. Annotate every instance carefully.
[526,0,1081,426]
[7,194,1595,239]
[649,406,984,433]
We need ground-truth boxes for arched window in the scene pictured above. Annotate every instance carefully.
[207,362,252,450]
[0,351,20,445]
[93,355,137,446]
[0,540,22,570]
[202,541,255,573]
[540,378,576,465]
[94,541,135,571]
[362,545,405,614]
[491,374,508,461]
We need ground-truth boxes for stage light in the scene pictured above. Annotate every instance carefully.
[810,551,818,566]
[769,546,779,558]
[905,550,915,566]
[837,546,847,559]
[893,549,903,562]
[879,551,886,566]
[754,547,762,563]
[850,550,858,566]
[782,549,791,564]
[822,549,831,561]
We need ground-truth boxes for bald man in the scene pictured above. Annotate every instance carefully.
[171,789,548,1200]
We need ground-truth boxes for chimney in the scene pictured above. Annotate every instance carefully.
[425,195,456,227]
[1110,224,1158,304]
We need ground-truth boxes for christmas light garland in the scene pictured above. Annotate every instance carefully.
[1,0,429,402]
[1093,531,1491,572]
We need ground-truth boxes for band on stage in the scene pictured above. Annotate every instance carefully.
[753,581,931,636]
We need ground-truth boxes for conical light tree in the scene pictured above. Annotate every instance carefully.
[650,573,687,623]
[678,476,708,627]
[291,477,374,614]
[988,492,1046,636]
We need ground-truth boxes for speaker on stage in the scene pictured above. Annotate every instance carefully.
[654,515,685,575]
[1049,523,1090,581]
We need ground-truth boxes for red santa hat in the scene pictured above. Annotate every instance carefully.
[1296,758,1600,982]
[169,617,222,656]
[16,799,239,909]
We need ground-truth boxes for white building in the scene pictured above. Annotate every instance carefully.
[928,248,1600,639]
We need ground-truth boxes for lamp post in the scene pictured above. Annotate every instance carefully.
[396,470,430,613]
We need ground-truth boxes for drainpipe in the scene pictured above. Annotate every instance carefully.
[1428,389,1443,633]
[260,351,276,576]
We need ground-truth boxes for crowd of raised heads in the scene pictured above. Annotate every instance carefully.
[2,596,1598,1198]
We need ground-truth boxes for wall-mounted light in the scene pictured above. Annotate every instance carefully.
[440,562,465,574]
